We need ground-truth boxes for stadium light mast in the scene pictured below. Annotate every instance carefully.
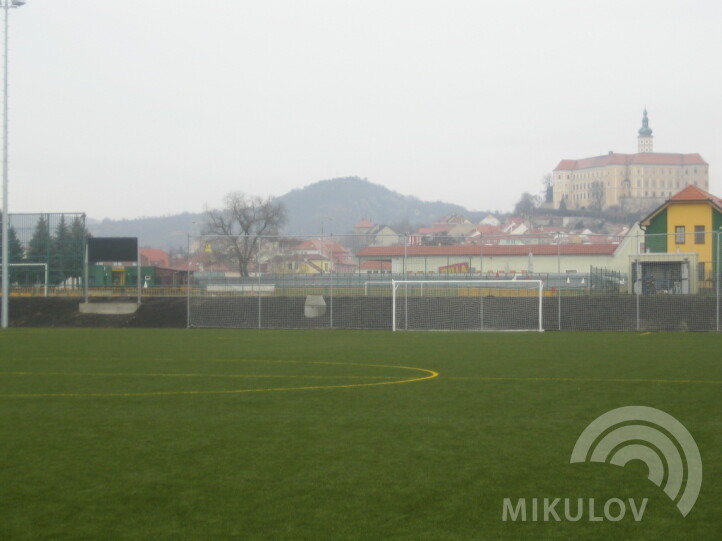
[1,0,26,328]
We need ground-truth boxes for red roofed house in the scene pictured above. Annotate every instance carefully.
[357,223,643,276]
[353,219,399,247]
[140,248,171,268]
[639,185,722,292]
[553,110,708,211]
[268,238,357,274]
[353,219,376,235]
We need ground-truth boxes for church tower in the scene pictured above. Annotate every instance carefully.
[638,108,653,153]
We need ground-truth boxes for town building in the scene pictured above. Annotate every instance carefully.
[357,223,643,278]
[552,110,709,211]
[639,185,722,291]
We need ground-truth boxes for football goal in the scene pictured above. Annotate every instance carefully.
[5,263,49,296]
[391,279,544,332]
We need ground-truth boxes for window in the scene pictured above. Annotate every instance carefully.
[675,226,686,244]
[695,226,705,244]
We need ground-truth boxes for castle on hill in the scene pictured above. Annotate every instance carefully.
[552,110,709,211]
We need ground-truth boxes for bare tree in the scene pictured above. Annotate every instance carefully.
[513,192,541,226]
[204,192,286,277]
[590,181,605,210]
[541,173,553,204]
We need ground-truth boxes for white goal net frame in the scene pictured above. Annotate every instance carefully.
[391,279,544,332]
[4,263,49,296]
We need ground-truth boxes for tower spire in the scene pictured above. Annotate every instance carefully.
[637,108,653,153]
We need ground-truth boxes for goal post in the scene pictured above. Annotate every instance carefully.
[5,263,49,296]
[392,279,544,332]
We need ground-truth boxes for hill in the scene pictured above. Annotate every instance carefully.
[87,212,204,252]
[277,177,478,236]
[87,177,484,248]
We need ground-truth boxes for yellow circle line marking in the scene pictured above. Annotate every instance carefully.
[444,376,722,385]
[0,361,439,398]
[0,372,400,380]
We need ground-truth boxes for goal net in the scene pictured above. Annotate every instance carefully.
[392,279,544,332]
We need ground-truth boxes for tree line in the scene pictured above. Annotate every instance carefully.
[0,213,87,286]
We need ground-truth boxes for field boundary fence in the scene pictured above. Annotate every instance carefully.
[182,231,721,332]
[3,227,720,331]
[1,212,87,290]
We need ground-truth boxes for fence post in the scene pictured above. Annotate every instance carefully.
[715,227,722,332]
[330,264,334,329]
[186,234,191,328]
[83,240,89,304]
[635,259,641,331]
[557,232,561,331]
[257,237,262,329]
[392,279,396,331]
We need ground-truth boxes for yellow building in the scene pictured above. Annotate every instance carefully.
[553,110,709,210]
[640,185,722,289]
[268,254,331,274]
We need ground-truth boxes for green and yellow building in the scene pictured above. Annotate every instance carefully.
[641,185,722,289]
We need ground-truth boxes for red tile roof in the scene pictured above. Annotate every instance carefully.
[354,219,375,228]
[140,248,170,268]
[357,243,619,258]
[360,260,391,271]
[640,186,722,226]
[418,225,454,235]
[669,185,722,205]
[554,152,707,171]
[172,253,231,273]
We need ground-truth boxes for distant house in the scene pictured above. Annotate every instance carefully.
[501,219,528,236]
[640,185,722,290]
[352,219,399,247]
[353,218,376,236]
[466,225,504,244]
[368,225,399,246]
[417,225,454,237]
[435,214,470,226]
[140,248,170,268]
[357,232,641,276]
[268,253,331,274]
[447,222,477,238]
[479,214,501,227]
[267,238,357,274]
[359,260,391,274]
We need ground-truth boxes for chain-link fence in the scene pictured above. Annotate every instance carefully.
[185,230,721,331]
[1,213,87,294]
[4,224,720,330]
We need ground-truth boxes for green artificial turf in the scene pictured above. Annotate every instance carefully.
[0,329,720,540]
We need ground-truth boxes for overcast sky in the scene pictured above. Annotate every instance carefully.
[4,0,721,220]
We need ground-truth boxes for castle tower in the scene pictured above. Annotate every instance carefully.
[638,108,653,153]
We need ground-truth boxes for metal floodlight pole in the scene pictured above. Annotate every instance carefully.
[1,0,26,329]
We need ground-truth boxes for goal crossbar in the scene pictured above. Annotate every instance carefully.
[391,279,544,332]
